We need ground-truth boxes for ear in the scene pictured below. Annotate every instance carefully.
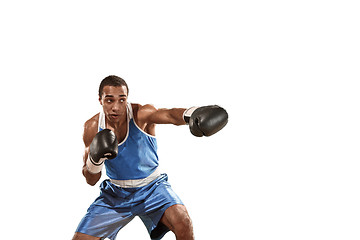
[99,96,103,105]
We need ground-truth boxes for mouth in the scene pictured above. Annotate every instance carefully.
[109,114,120,120]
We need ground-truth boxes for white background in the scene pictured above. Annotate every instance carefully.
[1,0,359,239]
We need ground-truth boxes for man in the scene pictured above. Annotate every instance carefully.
[73,75,228,240]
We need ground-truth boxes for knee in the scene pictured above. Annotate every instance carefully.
[161,204,194,238]
[72,232,101,240]
[173,214,193,236]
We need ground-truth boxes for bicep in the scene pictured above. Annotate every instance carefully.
[82,120,98,163]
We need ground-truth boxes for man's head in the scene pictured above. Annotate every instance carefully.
[99,75,129,123]
[99,75,129,98]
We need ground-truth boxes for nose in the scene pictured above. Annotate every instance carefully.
[111,101,124,113]
[112,103,120,111]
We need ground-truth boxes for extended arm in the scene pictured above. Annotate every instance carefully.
[136,104,228,137]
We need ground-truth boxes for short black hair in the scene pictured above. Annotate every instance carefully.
[99,75,129,97]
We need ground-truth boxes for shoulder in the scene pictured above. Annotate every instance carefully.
[132,103,157,117]
[84,113,100,130]
[83,113,100,146]
[131,103,158,125]
[131,103,156,112]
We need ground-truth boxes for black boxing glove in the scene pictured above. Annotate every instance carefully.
[86,129,118,173]
[183,105,228,137]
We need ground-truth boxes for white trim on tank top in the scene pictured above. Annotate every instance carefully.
[127,103,156,138]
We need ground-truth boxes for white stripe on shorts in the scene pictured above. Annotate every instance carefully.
[110,168,161,188]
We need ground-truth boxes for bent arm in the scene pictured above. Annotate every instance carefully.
[82,118,102,186]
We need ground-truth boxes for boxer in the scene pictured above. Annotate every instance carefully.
[73,75,228,240]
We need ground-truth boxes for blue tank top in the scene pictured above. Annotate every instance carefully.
[98,103,159,180]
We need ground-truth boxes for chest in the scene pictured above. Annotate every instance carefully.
[105,121,128,144]
[113,126,127,144]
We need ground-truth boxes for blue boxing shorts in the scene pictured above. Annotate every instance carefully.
[75,174,183,240]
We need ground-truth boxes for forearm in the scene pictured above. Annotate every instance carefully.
[82,165,101,186]
[166,108,187,125]
[150,107,187,126]
[82,148,102,186]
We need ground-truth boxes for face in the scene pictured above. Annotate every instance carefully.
[99,85,128,123]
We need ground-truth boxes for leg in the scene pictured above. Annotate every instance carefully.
[72,232,101,240]
[160,204,194,240]
[74,180,136,240]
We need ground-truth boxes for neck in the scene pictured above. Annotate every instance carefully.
[105,113,128,144]
[106,114,127,129]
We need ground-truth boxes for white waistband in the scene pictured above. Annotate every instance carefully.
[110,168,161,188]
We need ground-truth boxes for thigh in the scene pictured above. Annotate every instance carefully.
[76,204,135,239]
[75,180,137,239]
[136,175,184,238]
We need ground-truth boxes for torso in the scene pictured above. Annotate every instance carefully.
[96,102,159,180]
